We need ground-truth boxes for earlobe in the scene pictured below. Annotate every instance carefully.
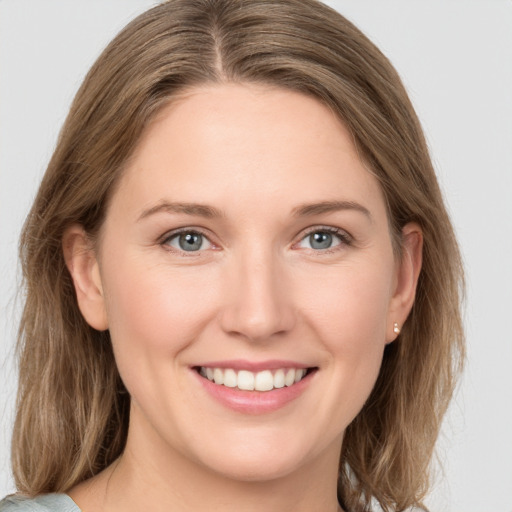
[387,222,423,342]
[62,225,108,331]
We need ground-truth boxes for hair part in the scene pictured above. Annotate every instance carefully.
[13,1,464,511]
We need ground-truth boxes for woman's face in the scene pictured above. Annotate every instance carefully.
[73,83,417,482]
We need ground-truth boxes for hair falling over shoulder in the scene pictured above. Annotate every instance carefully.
[12,1,464,511]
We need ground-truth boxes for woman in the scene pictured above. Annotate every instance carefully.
[0,0,464,511]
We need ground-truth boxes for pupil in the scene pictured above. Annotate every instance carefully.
[179,233,202,251]
[310,232,332,250]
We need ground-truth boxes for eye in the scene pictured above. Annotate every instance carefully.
[297,228,350,251]
[164,231,213,252]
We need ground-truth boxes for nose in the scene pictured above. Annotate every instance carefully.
[218,248,296,343]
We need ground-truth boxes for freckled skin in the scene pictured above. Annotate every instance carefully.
[68,83,419,512]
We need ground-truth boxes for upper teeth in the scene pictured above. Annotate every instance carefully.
[199,367,308,392]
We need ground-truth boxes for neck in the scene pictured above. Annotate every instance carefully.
[70,409,344,512]
[114,450,341,512]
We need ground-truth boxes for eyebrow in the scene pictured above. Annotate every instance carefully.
[291,200,372,221]
[137,199,372,222]
[137,201,223,221]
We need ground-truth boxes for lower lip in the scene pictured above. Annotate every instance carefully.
[192,369,315,415]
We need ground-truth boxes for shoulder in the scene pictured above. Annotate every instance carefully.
[0,494,81,512]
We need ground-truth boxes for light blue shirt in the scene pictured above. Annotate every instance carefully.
[0,494,80,512]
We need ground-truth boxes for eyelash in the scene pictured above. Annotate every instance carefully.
[160,227,215,256]
[159,225,353,255]
[297,225,353,253]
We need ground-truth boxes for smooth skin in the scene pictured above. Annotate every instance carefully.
[64,83,422,512]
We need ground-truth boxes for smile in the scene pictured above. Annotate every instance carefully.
[192,361,317,414]
[198,367,309,392]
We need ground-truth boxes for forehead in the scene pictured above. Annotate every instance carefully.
[113,83,387,223]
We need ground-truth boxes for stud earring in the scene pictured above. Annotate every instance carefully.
[393,322,401,335]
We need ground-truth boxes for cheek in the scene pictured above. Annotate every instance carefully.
[295,260,393,413]
[299,261,393,345]
[101,255,219,373]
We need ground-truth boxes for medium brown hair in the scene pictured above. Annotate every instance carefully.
[13,1,464,510]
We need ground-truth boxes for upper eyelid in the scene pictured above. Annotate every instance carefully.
[160,226,212,242]
[298,225,353,241]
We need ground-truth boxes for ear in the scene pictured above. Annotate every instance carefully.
[386,222,423,342]
[62,225,108,331]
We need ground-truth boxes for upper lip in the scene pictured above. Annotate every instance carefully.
[193,359,313,372]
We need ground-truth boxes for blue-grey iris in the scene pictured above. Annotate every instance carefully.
[179,232,203,251]
[310,232,332,250]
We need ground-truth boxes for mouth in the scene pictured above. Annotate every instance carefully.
[193,366,317,392]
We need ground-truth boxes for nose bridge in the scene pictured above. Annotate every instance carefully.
[219,242,295,342]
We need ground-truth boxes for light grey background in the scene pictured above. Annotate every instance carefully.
[1,1,511,511]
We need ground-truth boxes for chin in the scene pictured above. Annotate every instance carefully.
[187,427,336,484]
[200,452,308,483]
